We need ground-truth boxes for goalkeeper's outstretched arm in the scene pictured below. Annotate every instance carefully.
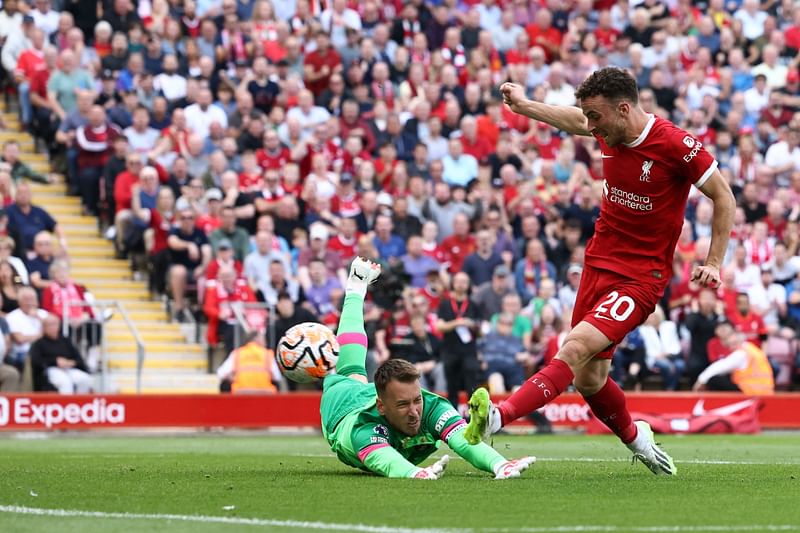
[362,446,449,479]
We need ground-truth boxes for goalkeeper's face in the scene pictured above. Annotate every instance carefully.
[377,379,423,437]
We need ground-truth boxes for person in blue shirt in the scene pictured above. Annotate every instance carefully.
[373,214,406,263]
[6,182,64,255]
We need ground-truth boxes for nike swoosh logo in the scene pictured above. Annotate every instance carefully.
[601,154,613,159]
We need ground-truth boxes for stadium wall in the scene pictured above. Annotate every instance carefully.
[0,393,798,431]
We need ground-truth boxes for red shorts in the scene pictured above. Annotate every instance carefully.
[571,265,665,359]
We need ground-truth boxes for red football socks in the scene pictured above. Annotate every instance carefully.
[583,378,638,444]
[498,359,574,425]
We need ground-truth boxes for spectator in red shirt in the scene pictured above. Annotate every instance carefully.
[459,115,493,165]
[113,153,143,254]
[728,292,768,348]
[441,213,476,274]
[255,129,291,171]
[525,8,562,63]
[339,99,376,155]
[526,122,561,160]
[203,265,260,353]
[15,27,47,130]
[303,31,342,98]
[142,187,175,295]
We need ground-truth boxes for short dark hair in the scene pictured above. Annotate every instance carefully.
[374,359,420,396]
[575,67,639,105]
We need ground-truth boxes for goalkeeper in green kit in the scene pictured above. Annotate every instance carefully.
[320,257,535,480]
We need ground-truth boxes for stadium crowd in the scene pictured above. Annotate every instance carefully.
[0,0,798,396]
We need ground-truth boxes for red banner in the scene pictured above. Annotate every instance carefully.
[0,393,798,431]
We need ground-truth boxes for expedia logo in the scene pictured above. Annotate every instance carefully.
[0,398,125,428]
[683,140,703,162]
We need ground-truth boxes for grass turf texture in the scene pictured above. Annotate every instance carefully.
[0,433,798,533]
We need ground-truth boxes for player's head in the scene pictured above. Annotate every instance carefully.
[575,67,640,147]
[374,359,423,437]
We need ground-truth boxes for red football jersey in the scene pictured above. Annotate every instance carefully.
[588,115,718,283]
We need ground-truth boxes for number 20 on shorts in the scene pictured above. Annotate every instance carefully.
[594,291,636,321]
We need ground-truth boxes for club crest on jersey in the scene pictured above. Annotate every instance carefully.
[640,160,654,182]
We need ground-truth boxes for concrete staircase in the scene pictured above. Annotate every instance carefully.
[3,109,218,394]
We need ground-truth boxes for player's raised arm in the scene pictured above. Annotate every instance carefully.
[693,169,736,288]
[500,82,591,137]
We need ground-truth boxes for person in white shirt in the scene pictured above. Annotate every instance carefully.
[441,136,478,188]
[743,74,771,117]
[6,287,47,371]
[751,44,789,89]
[30,0,60,38]
[542,63,576,107]
[123,106,160,155]
[286,90,331,140]
[320,0,361,50]
[638,306,684,391]
[747,266,787,333]
[1,15,34,74]
[184,88,228,139]
[764,127,800,186]
[734,0,768,41]
[730,243,763,294]
[0,0,22,44]
[154,54,187,102]
[490,9,523,52]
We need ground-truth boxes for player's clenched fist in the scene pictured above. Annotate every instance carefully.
[500,83,526,113]
[691,264,721,289]
[412,455,450,480]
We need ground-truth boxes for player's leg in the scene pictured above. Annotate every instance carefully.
[335,257,381,384]
[465,321,609,444]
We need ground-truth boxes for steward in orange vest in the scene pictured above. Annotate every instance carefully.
[230,340,278,394]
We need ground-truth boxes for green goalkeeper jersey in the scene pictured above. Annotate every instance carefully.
[320,374,469,478]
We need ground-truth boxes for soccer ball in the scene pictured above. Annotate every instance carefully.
[276,322,340,383]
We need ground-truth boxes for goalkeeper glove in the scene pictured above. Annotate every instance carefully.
[493,456,536,480]
[411,455,450,480]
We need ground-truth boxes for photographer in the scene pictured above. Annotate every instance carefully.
[436,272,482,408]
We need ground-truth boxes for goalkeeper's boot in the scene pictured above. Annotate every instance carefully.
[464,388,502,445]
[627,421,677,476]
[346,256,382,297]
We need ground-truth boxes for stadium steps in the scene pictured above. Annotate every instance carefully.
[10,121,218,394]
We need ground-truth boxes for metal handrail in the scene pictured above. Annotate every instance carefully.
[117,302,146,394]
[229,301,273,349]
[61,299,146,394]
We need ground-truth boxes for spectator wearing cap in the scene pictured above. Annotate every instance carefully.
[1,13,34,78]
[472,264,515,322]
[209,206,250,262]
[401,236,441,289]
[558,264,583,311]
[296,223,346,292]
[205,237,243,283]
[441,136,479,188]
[462,230,504,287]
[167,207,211,318]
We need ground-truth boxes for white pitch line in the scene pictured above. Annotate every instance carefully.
[0,505,456,533]
[0,505,797,533]
[488,526,800,532]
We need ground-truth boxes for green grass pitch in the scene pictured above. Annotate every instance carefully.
[0,432,798,532]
